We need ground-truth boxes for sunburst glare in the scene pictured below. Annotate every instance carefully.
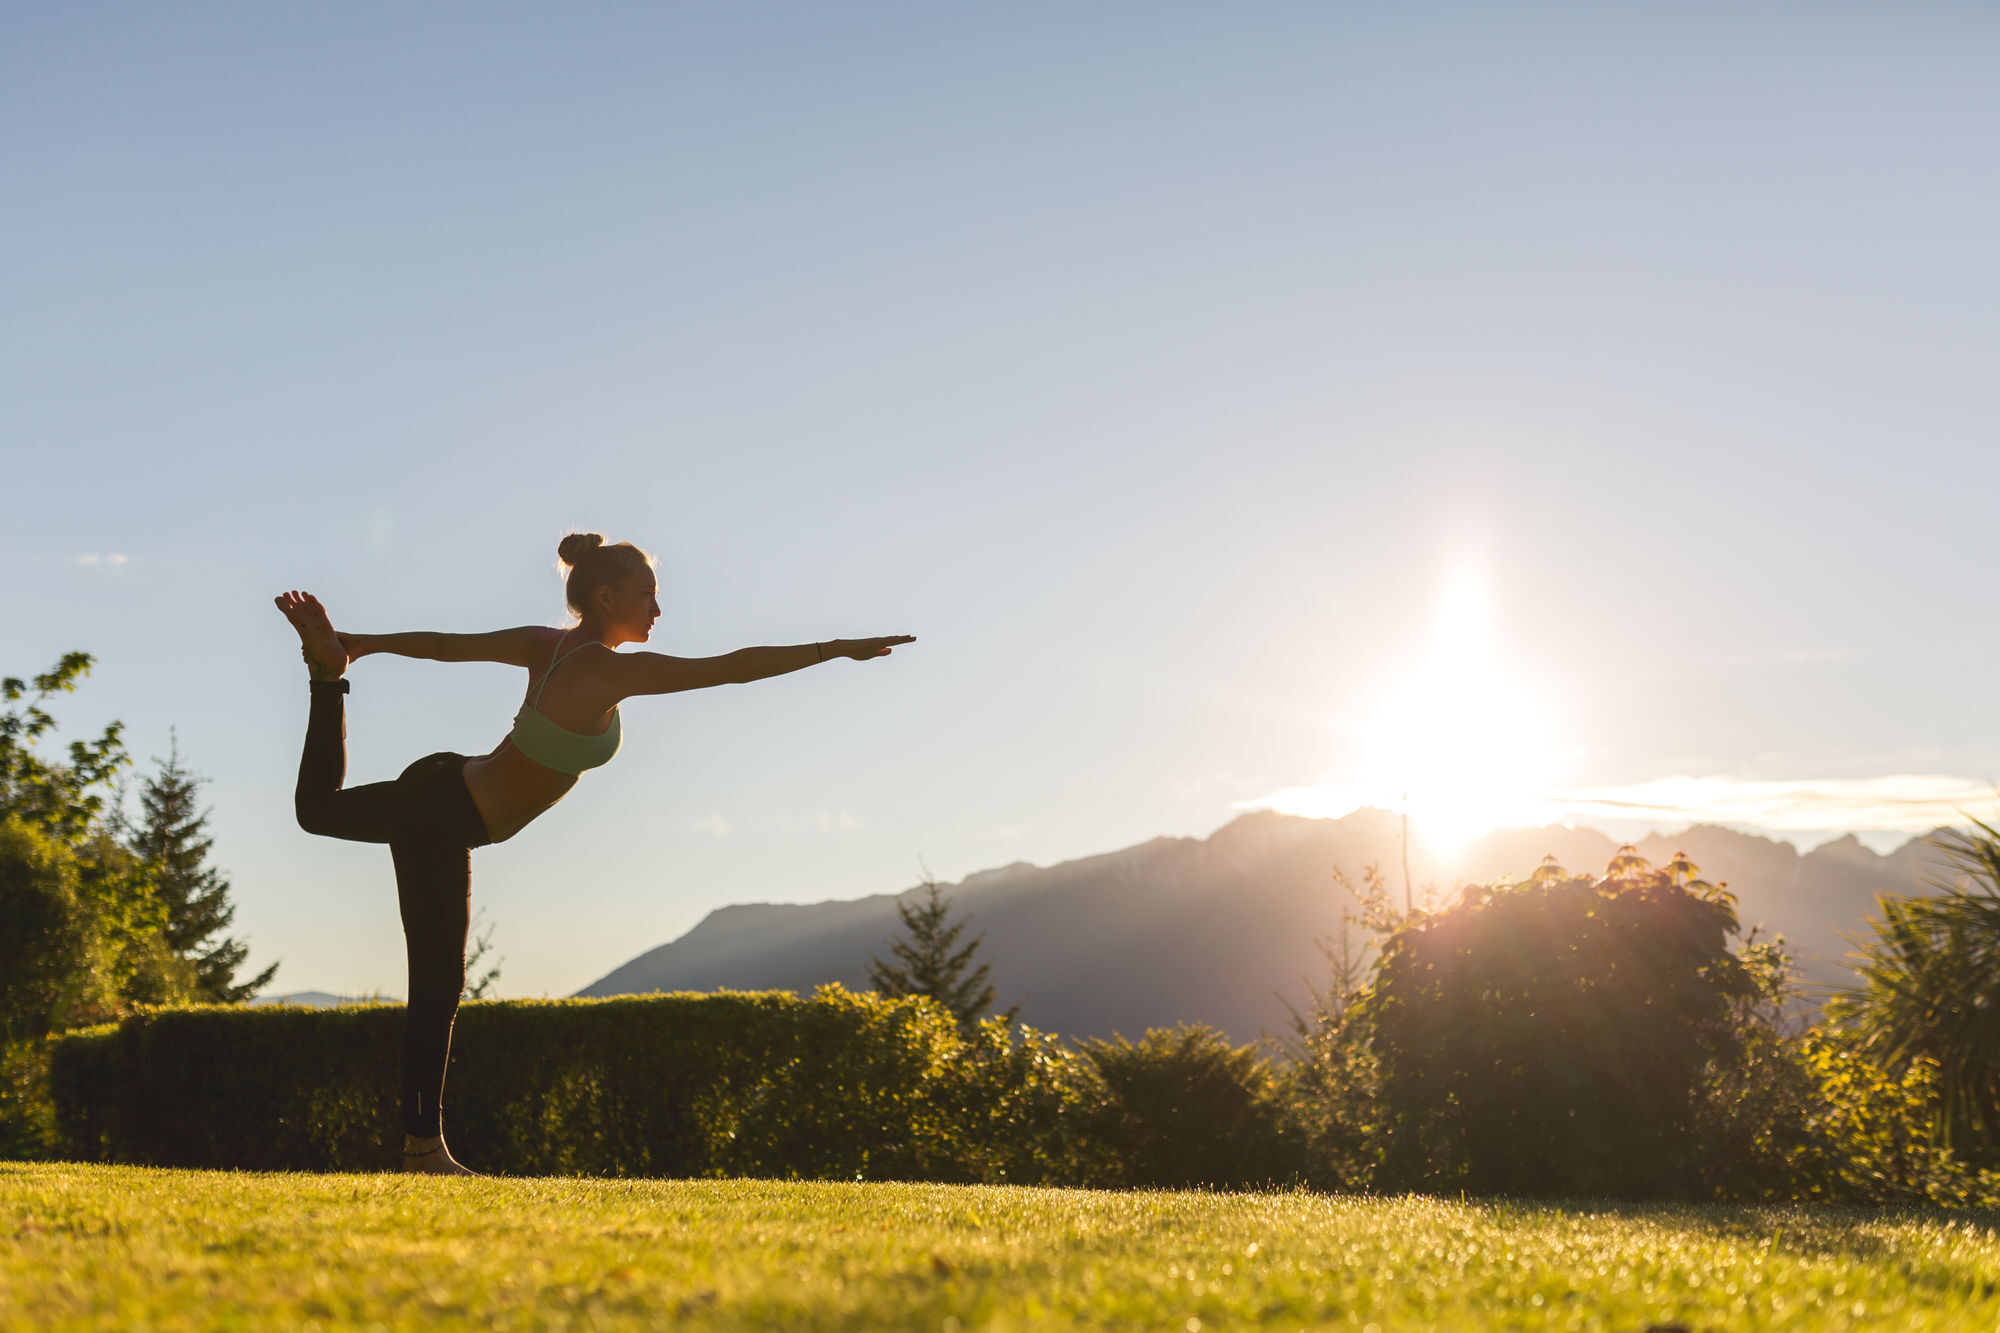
[1253,576,1559,853]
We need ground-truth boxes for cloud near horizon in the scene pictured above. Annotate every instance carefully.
[1242,775,2000,839]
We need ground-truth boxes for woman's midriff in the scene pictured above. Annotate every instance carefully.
[461,745,579,844]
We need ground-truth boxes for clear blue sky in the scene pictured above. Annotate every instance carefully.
[6,5,1997,997]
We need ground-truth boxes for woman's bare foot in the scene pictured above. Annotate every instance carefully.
[274,590,349,681]
[401,1134,478,1176]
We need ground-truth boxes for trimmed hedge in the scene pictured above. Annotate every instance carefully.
[49,987,1113,1181]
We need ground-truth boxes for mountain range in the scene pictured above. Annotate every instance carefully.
[249,990,400,1008]
[576,809,1956,1043]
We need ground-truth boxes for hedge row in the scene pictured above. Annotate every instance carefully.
[48,987,1118,1181]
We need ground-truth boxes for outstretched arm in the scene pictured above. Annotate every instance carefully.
[340,627,551,668]
[606,635,914,697]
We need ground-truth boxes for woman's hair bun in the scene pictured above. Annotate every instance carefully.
[557,532,606,567]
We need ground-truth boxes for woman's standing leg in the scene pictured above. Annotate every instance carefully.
[392,833,473,1171]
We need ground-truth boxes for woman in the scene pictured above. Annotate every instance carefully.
[275,532,913,1175]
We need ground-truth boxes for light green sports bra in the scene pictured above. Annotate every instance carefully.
[508,634,622,775]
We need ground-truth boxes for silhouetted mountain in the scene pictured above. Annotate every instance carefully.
[577,810,1953,1042]
[249,990,401,1008]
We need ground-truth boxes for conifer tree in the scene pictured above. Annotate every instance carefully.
[464,907,503,1000]
[129,736,276,1003]
[867,878,1014,1032]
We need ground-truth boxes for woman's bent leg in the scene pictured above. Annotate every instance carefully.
[393,835,471,1138]
[295,680,398,842]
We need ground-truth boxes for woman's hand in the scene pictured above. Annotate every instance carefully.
[831,635,915,661]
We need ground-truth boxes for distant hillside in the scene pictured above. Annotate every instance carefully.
[577,810,1952,1042]
[250,990,400,1008]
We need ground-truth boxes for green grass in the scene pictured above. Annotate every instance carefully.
[5,1164,2000,1331]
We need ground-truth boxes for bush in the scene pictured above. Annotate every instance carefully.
[1360,849,1753,1198]
[1,1037,55,1158]
[1834,822,2000,1165]
[1283,990,1380,1192]
[50,986,1113,1181]
[2,797,198,1158]
[945,1016,1117,1185]
[1,816,106,1046]
[1680,937,1828,1201]
[1081,1024,1303,1188]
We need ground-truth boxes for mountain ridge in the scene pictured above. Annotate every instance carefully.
[577,810,1953,1041]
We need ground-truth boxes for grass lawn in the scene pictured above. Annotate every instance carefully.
[4,1163,2000,1331]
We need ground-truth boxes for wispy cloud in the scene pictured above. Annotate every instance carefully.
[75,553,129,568]
[1242,774,2000,838]
[690,812,733,837]
[1541,775,1999,835]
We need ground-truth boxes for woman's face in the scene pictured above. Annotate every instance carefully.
[594,569,660,646]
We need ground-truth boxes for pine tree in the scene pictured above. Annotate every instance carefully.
[464,907,503,1000]
[867,878,1014,1032]
[129,736,276,1003]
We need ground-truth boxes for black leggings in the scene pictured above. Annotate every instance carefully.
[294,680,492,1138]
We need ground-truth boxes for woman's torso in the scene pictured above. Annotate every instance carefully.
[462,628,620,843]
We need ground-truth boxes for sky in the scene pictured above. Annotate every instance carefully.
[5,5,1999,999]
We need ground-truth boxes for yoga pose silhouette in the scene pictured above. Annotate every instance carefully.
[275,532,913,1174]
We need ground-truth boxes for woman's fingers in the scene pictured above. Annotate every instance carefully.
[851,634,914,659]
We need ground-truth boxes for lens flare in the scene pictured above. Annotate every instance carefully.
[1264,575,1557,852]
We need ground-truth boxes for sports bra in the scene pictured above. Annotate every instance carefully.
[507,633,622,775]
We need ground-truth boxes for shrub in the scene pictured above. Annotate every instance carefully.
[1081,1024,1303,1188]
[1680,937,1827,1201]
[1835,821,2000,1165]
[0,815,122,1158]
[0,1037,55,1158]
[1360,849,1753,1198]
[1283,988,1380,1192]
[50,986,1110,1181]
[943,1016,1117,1185]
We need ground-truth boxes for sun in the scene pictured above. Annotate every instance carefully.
[1368,576,1552,844]
[1243,576,1560,849]
[1373,679,1547,849]
[1355,579,1556,850]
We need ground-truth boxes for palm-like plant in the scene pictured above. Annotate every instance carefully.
[1838,819,2000,1158]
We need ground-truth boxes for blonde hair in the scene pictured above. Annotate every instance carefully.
[556,532,653,619]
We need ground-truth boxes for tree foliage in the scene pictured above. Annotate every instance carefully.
[1,654,127,839]
[868,879,1014,1033]
[1283,864,1390,1190]
[465,908,503,1001]
[128,737,276,1003]
[2,655,230,1154]
[0,656,190,1038]
[1833,819,2000,1163]
[1277,839,2000,1205]
[1360,846,1754,1197]
[0,816,104,1046]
